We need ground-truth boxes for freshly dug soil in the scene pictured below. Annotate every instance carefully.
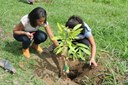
[32,49,126,85]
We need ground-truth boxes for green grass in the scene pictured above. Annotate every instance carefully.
[0,0,128,84]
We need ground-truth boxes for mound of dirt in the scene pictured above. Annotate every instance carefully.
[31,47,127,85]
[32,50,111,85]
[33,52,78,85]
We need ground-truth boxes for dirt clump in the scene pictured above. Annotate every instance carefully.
[32,50,126,85]
[32,51,107,85]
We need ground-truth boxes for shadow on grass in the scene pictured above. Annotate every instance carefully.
[3,40,22,56]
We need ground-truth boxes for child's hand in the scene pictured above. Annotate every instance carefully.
[89,58,98,67]
[25,32,34,40]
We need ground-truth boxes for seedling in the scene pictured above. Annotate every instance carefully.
[53,23,90,61]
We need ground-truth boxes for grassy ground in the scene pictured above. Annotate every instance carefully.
[0,0,128,84]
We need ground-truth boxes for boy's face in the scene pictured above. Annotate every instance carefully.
[36,17,45,26]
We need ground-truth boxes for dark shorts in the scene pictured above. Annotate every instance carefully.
[73,38,90,47]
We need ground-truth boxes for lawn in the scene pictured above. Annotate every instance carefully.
[0,0,128,84]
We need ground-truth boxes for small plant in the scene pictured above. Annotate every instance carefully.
[53,23,90,61]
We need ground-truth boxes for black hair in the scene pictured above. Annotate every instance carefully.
[28,7,47,27]
[65,15,85,35]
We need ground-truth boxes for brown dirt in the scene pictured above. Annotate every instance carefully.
[33,52,78,85]
[32,50,114,85]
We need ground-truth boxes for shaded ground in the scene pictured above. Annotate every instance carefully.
[31,49,127,85]
[33,51,78,85]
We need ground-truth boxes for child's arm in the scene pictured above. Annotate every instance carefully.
[13,22,26,35]
[88,34,97,67]
[44,24,59,47]
[13,22,33,39]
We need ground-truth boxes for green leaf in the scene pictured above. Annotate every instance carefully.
[79,47,91,55]
[54,43,63,54]
[76,43,89,49]
[56,47,63,54]
[80,56,85,61]
[67,41,75,52]
[57,23,63,32]
[73,24,82,30]
[78,50,85,61]
[66,41,72,46]
[70,29,82,39]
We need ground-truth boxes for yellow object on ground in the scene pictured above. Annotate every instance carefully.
[22,48,30,58]
[32,44,43,54]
